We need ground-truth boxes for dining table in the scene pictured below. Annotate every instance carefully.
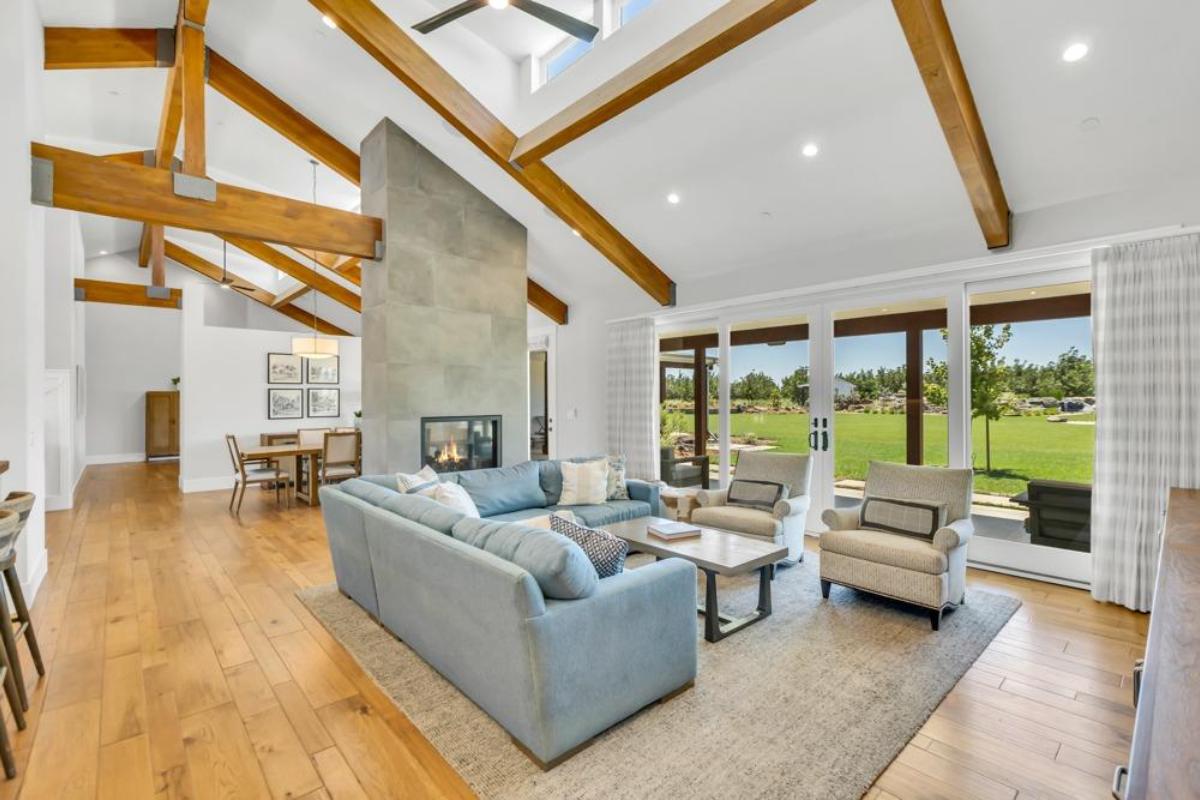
[241,443,326,507]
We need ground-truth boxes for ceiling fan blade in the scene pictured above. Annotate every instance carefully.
[413,0,488,34]
[511,0,599,42]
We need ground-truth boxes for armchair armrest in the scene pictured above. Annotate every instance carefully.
[933,518,974,551]
[773,495,811,520]
[696,489,728,507]
[821,505,861,531]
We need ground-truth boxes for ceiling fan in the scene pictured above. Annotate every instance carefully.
[214,240,256,294]
[413,0,599,43]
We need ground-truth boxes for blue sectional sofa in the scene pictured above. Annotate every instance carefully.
[319,460,695,767]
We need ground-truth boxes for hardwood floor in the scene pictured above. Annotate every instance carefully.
[6,462,1144,799]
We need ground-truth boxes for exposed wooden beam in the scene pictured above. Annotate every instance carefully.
[271,282,315,310]
[281,254,365,306]
[526,279,568,325]
[43,28,172,70]
[207,50,361,186]
[182,0,211,25]
[893,0,1010,248]
[179,17,206,175]
[309,0,676,306]
[150,225,166,287]
[73,278,182,309]
[336,257,362,284]
[164,241,351,335]
[33,144,383,259]
[224,237,362,313]
[101,150,152,166]
[510,0,817,167]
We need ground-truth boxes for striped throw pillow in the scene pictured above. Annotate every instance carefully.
[559,459,610,506]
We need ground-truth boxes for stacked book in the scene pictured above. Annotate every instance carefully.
[648,521,702,541]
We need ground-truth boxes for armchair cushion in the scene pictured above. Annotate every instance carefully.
[696,489,728,507]
[820,528,948,575]
[727,479,787,511]
[690,504,782,540]
[859,496,947,541]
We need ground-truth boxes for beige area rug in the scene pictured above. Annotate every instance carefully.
[298,554,1020,800]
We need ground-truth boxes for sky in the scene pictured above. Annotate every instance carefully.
[704,317,1093,382]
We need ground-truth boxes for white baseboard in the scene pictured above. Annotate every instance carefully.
[20,547,48,608]
[86,453,145,466]
[181,476,235,494]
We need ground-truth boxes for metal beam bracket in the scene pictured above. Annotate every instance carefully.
[31,157,53,207]
[74,286,86,301]
[172,172,217,202]
[374,239,386,261]
[156,28,176,67]
[146,286,172,300]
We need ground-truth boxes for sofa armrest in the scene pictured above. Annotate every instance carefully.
[773,495,811,520]
[821,505,861,531]
[524,559,698,761]
[696,489,728,507]
[626,479,661,515]
[933,517,974,551]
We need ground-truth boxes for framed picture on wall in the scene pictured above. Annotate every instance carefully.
[267,353,303,384]
[307,388,340,418]
[268,388,304,420]
[306,356,339,385]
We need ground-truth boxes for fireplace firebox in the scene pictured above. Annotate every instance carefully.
[420,416,501,473]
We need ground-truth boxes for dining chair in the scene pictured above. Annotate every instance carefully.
[297,428,331,448]
[320,431,361,485]
[225,434,285,517]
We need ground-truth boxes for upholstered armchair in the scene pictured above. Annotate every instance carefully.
[691,451,812,563]
[819,461,974,630]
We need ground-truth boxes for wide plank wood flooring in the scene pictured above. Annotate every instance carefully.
[4,462,1144,799]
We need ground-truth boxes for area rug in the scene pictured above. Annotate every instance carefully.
[298,555,1020,800]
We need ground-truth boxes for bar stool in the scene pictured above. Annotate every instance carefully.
[0,511,19,779]
[0,492,44,712]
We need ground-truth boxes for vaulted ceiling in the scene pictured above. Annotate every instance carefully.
[35,0,1200,317]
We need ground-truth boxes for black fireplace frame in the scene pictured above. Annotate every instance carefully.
[419,415,502,473]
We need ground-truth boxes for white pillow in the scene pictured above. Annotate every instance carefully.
[559,460,610,506]
[418,482,480,518]
[397,465,438,492]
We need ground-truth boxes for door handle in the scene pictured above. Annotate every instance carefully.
[821,417,830,452]
[809,418,819,450]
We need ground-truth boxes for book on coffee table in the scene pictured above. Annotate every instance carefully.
[648,521,702,541]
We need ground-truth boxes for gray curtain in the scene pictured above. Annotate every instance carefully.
[606,318,659,481]
[1091,233,1200,611]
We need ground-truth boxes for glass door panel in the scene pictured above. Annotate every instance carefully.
[659,327,718,489]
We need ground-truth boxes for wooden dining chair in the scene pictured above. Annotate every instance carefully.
[297,428,330,448]
[225,434,285,517]
[320,431,361,485]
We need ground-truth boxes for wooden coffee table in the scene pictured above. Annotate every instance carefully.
[603,516,787,643]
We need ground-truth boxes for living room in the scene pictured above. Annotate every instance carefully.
[0,0,1197,798]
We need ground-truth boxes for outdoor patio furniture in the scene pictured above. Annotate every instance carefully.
[1010,480,1091,552]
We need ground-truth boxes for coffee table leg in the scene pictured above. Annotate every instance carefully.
[698,565,774,643]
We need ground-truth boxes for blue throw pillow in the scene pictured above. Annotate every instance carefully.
[455,461,546,517]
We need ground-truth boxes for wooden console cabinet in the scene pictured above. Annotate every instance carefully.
[145,390,180,459]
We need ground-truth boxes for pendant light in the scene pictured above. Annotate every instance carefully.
[291,159,338,360]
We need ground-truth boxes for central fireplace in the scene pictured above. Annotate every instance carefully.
[420,416,502,473]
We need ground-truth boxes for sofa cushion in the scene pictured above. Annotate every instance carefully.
[373,492,466,535]
[549,500,651,527]
[559,459,610,506]
[691,505,783,539]
[550,515,627,578]
[487,507,558,523]
[538,457,604,506]
[820,528,948,575]
[455,461,546,518]
[449,518,598,600]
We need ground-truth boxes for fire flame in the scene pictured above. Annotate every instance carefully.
[436,439,462,465]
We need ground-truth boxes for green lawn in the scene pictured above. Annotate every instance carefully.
[664,410,1094,496]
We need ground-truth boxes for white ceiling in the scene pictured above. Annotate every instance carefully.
[33,0,1200,314]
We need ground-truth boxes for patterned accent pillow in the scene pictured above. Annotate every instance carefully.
[727,479,787,511]
[550,515,628,578]
[559,459,610,506]
[397,465,438,493]
[606,455,630,501]
[418,482,481,518]
[859,495,947,540]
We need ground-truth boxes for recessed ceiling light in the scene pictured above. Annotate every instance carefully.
[801,142,820,158]
[1029,290,1038,296]
[98,250,109,256]
[1062,42,1088,62]
[1079,116,1101,132]
[488,0,510,8]
[321,14,338,29]
[572,229,581,237]
[667,192,681,205]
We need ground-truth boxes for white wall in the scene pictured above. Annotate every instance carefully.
[0,0,48,601]
[43,209,86,506]
[179,287,362,492]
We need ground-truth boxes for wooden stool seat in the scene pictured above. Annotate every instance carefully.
[0,512,21,779]
[0,493,46,719]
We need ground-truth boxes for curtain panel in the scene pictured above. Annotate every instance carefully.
[1091,232,1200,611]
[606,318,659,481]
